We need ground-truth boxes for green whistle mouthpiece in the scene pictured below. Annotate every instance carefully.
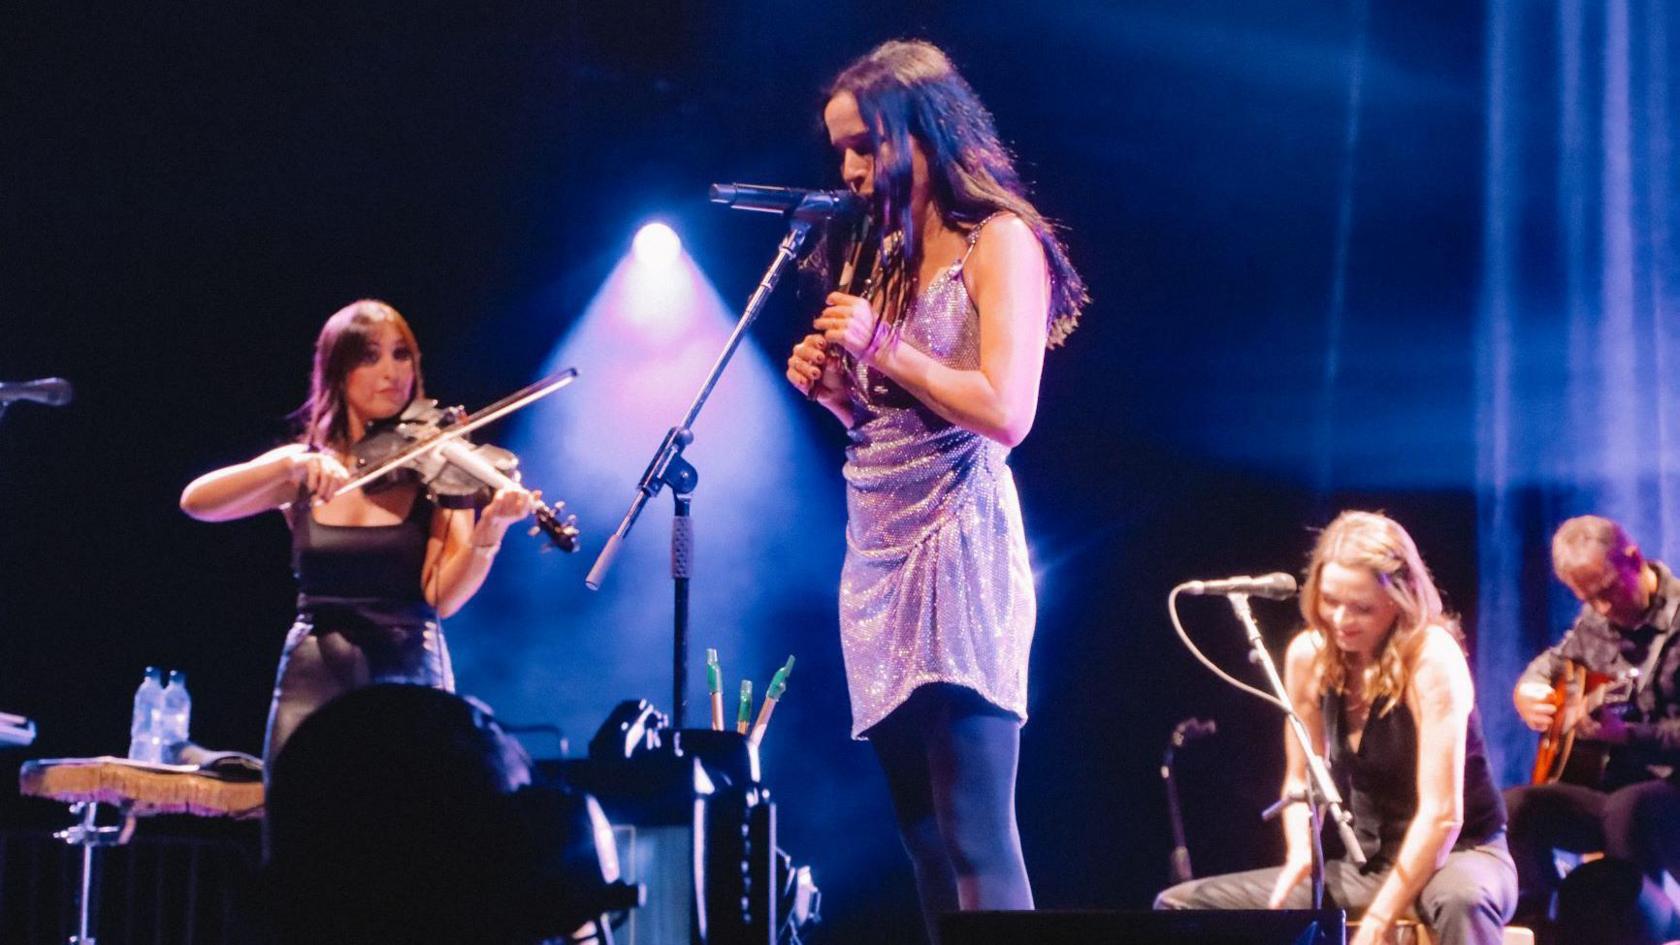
[766,655,796,700]
[736,680,753,731]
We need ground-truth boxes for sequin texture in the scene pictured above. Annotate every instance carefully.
[839,219,1035,738]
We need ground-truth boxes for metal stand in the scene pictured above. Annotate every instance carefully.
[586,219,817,728]
[54,801,136,945]
[668,457,697,727]
[1229,593,1364,909]
[1162,718,1214,884]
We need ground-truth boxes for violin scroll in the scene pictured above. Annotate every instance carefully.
[530,503,582,553]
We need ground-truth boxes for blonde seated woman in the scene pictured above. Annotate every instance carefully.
[1156,511,1517,945]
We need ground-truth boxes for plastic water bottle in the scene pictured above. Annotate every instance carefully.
[127,666,165,763]
[159,670,192,764]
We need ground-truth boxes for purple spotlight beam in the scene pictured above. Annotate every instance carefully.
[585,207,821,728]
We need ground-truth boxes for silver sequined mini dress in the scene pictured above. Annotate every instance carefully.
[840,217,1036,738]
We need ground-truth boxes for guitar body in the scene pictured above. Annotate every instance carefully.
[1553,738,1614,788]
[1530,660,1623,786]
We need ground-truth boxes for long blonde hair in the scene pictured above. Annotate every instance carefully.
[1300,511,1460,715]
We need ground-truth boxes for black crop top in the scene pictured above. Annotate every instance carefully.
[1323,686,1506,871]
[291,487,435,622]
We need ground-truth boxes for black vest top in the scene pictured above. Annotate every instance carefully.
[1324,686,1506,871]
[290,487,437,625]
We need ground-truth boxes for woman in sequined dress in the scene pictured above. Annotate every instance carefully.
[784,40,1086,941]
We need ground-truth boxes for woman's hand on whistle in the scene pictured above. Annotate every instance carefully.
[289,450,352,506]
[787,333,846,400]
[814,291,881,361]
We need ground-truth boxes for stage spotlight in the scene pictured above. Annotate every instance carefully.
[632,222,681,268]
[445,239,846,763]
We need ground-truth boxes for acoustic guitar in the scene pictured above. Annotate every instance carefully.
[1529,660,1630,786]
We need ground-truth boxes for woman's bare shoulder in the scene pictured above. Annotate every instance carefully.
[1407,625,1474,710]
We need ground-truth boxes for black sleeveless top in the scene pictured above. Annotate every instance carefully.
[1324,685,1506,871]
[290,486,437,626]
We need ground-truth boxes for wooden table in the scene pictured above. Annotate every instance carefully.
[19,756,263,945]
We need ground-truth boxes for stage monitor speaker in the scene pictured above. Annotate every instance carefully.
[941,909,1345,945]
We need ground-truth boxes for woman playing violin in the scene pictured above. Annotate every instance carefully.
[180,299,535,769]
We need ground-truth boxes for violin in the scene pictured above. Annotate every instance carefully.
[339,369,581,553]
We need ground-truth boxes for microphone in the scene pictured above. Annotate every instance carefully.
[0,377,73,406]
[709,183,865,221]
[1181,572,1298,600]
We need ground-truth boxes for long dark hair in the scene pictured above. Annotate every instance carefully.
[293,299,425,450]
[826,39,1086,347]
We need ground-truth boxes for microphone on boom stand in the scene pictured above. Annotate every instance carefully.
[708,183,866,223]
[0,378,73,407]
[1179,572,1298,600]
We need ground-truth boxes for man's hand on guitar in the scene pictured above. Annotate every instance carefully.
[1515,680,1559,732]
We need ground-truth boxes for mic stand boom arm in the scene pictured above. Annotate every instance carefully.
[1228,594,1365,910]
[585,217,817,729]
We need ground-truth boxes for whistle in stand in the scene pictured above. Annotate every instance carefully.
[736,680,753,735]
[707,648,724,732]
[748,656,795,748]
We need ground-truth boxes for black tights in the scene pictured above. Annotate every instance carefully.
[868,684,1033,944]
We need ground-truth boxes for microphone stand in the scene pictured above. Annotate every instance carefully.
[1229,593,1364,910]
[1162,720,1198,884]
[586,215,820,729]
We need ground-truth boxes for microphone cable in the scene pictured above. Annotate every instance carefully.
[1167,584,1291,712]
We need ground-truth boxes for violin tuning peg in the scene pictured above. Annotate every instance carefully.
[527,525,540,538]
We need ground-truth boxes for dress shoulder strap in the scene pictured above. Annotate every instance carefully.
[960,209,1013,253]
[951,211,1017,281]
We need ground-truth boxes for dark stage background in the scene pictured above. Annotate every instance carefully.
[9,1,1665,942]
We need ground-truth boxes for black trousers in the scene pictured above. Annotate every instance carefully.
[1505,779,1680,921]
[262,613,454,773]
[1154,834,1517,945]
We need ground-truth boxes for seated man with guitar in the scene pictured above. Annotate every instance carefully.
[1507,515,1680,925]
